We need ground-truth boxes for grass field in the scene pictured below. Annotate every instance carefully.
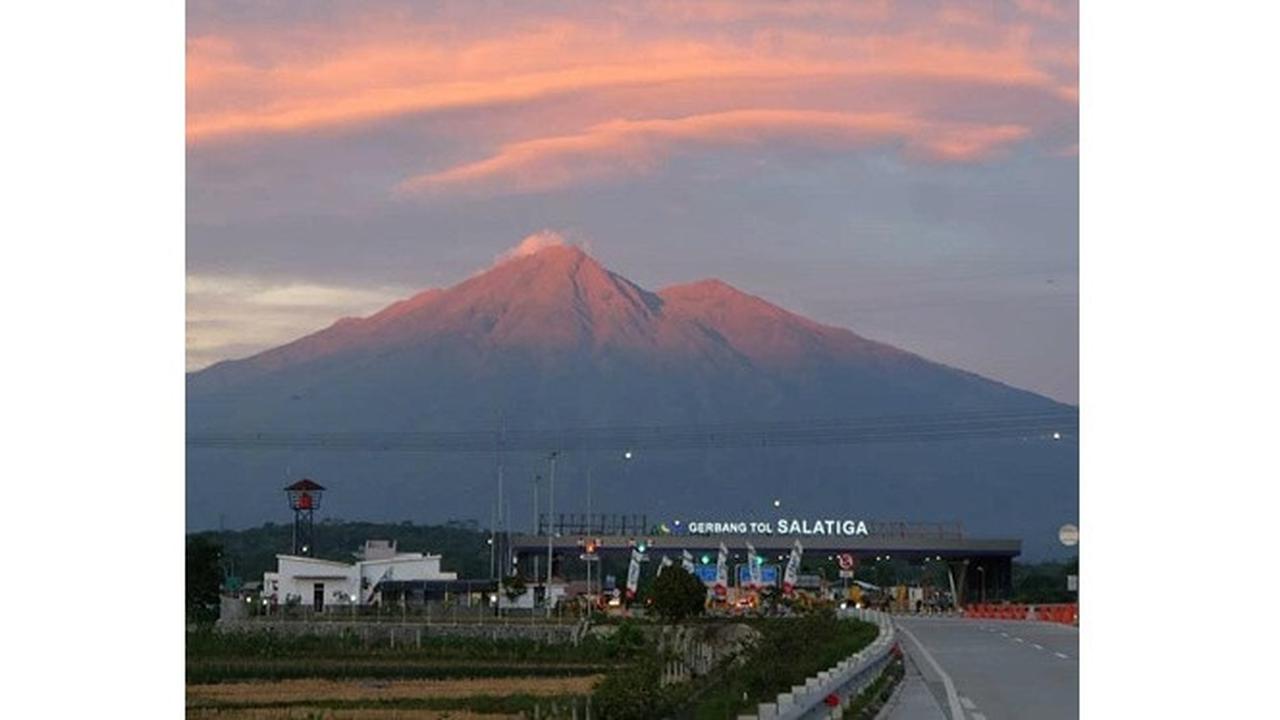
[188,709,520,719]
[187,677,603,719]
[187,613,881,719]
[189,677,603,704]
[187,628,619,718]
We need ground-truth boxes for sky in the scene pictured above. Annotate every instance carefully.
[187,0,1078,404]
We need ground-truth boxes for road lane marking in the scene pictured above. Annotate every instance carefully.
[972,714,987,720]
[1000,632,1009,637]
[896,621,967,720]
[961,696,977,710]
[1032,643,1044,650]
[1055,652,1070,659]
[1014,637,1025,643]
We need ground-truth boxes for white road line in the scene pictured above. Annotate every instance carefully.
[961,696,978,710]
[972,714,988,720]
[1032,643,1044,650]
[1014,637,1025,643]
[897,621,967,720]
[1000,632,1009,637]
[1055,652,1070,659]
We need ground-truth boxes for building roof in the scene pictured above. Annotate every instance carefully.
[276,554,352,567]
[284,478,325,491]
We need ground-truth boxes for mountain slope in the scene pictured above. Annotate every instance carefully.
[187,244,1076,558]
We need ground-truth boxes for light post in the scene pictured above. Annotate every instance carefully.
[531,474,541,583]
[546,451,559,617]
[977,566,987,603]
[586,445,634,597]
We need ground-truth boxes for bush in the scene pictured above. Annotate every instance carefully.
[649,566,706,623]
[592,657,678,720]
[187,536,223,624]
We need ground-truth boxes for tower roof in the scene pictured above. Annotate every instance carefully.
[284,478,325,491]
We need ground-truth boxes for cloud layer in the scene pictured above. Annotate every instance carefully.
[186,274,410,370]
[188,0,1077,195]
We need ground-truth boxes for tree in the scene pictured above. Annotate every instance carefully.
[187,536,223,624]
[502,574,527,603]
[649,566,706,623]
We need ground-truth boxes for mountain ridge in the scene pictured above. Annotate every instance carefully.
[186,241,1076,559]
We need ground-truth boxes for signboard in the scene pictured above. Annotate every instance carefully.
[696,564,779,587]
[695,564,718,585]
[839,570,855,579]
[737,564,779,586]
[685,518,870,537]
[1059,523,1079,547]
[1067,574,1079,592]
[837,553,857,571]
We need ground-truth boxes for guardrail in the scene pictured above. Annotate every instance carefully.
[739,609,898,720]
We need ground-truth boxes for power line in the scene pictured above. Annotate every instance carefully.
[186,408,1077,454]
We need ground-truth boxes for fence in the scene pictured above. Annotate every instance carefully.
[222,599,586,629]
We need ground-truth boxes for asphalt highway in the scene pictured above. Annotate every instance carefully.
[885,616,1079,720]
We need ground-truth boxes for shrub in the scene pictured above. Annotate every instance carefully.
[649,566,706,623]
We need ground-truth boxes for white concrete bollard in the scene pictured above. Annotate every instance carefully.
[757,703,778,719]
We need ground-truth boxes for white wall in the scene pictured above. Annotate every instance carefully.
[263,552,458,607]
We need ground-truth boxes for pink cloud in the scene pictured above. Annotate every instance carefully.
[397,110,1030,195]
[187,13,1072,144]
[187,2,1073,196]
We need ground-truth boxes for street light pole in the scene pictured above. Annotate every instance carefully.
[531,475,540,583]
[546,451,558,617]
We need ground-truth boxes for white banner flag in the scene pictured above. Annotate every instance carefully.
[783,539,804,595]
[714,542,729,596]
[657,555,673,577]
[746,542,762,589]
[681,549,695,574]
[626,548,642,600]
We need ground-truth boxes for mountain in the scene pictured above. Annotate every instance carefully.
[187,244,1077,558]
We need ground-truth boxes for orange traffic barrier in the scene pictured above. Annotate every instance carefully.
[963,602,1077,625]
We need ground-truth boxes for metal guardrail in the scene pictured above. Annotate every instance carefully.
[744,609,897,720]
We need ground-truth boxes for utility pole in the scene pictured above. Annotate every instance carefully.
[532,475,541,584]
[546,450,559,617]
[490,423,504,581]
[532,475,540,535]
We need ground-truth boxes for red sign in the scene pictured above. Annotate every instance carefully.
[837,553,857,571]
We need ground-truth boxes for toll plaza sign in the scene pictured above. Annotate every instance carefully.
[684,518,870,537]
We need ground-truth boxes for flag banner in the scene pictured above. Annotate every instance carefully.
[626,548,642,600]
[746,542,762,588]
[714,542,729,596]
[783,539,804,595]
[681,549,695,574]
[658,555,673,576]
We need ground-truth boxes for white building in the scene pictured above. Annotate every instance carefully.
[263,540,457,610]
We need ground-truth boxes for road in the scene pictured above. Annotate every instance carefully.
[885,616,1078,720]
